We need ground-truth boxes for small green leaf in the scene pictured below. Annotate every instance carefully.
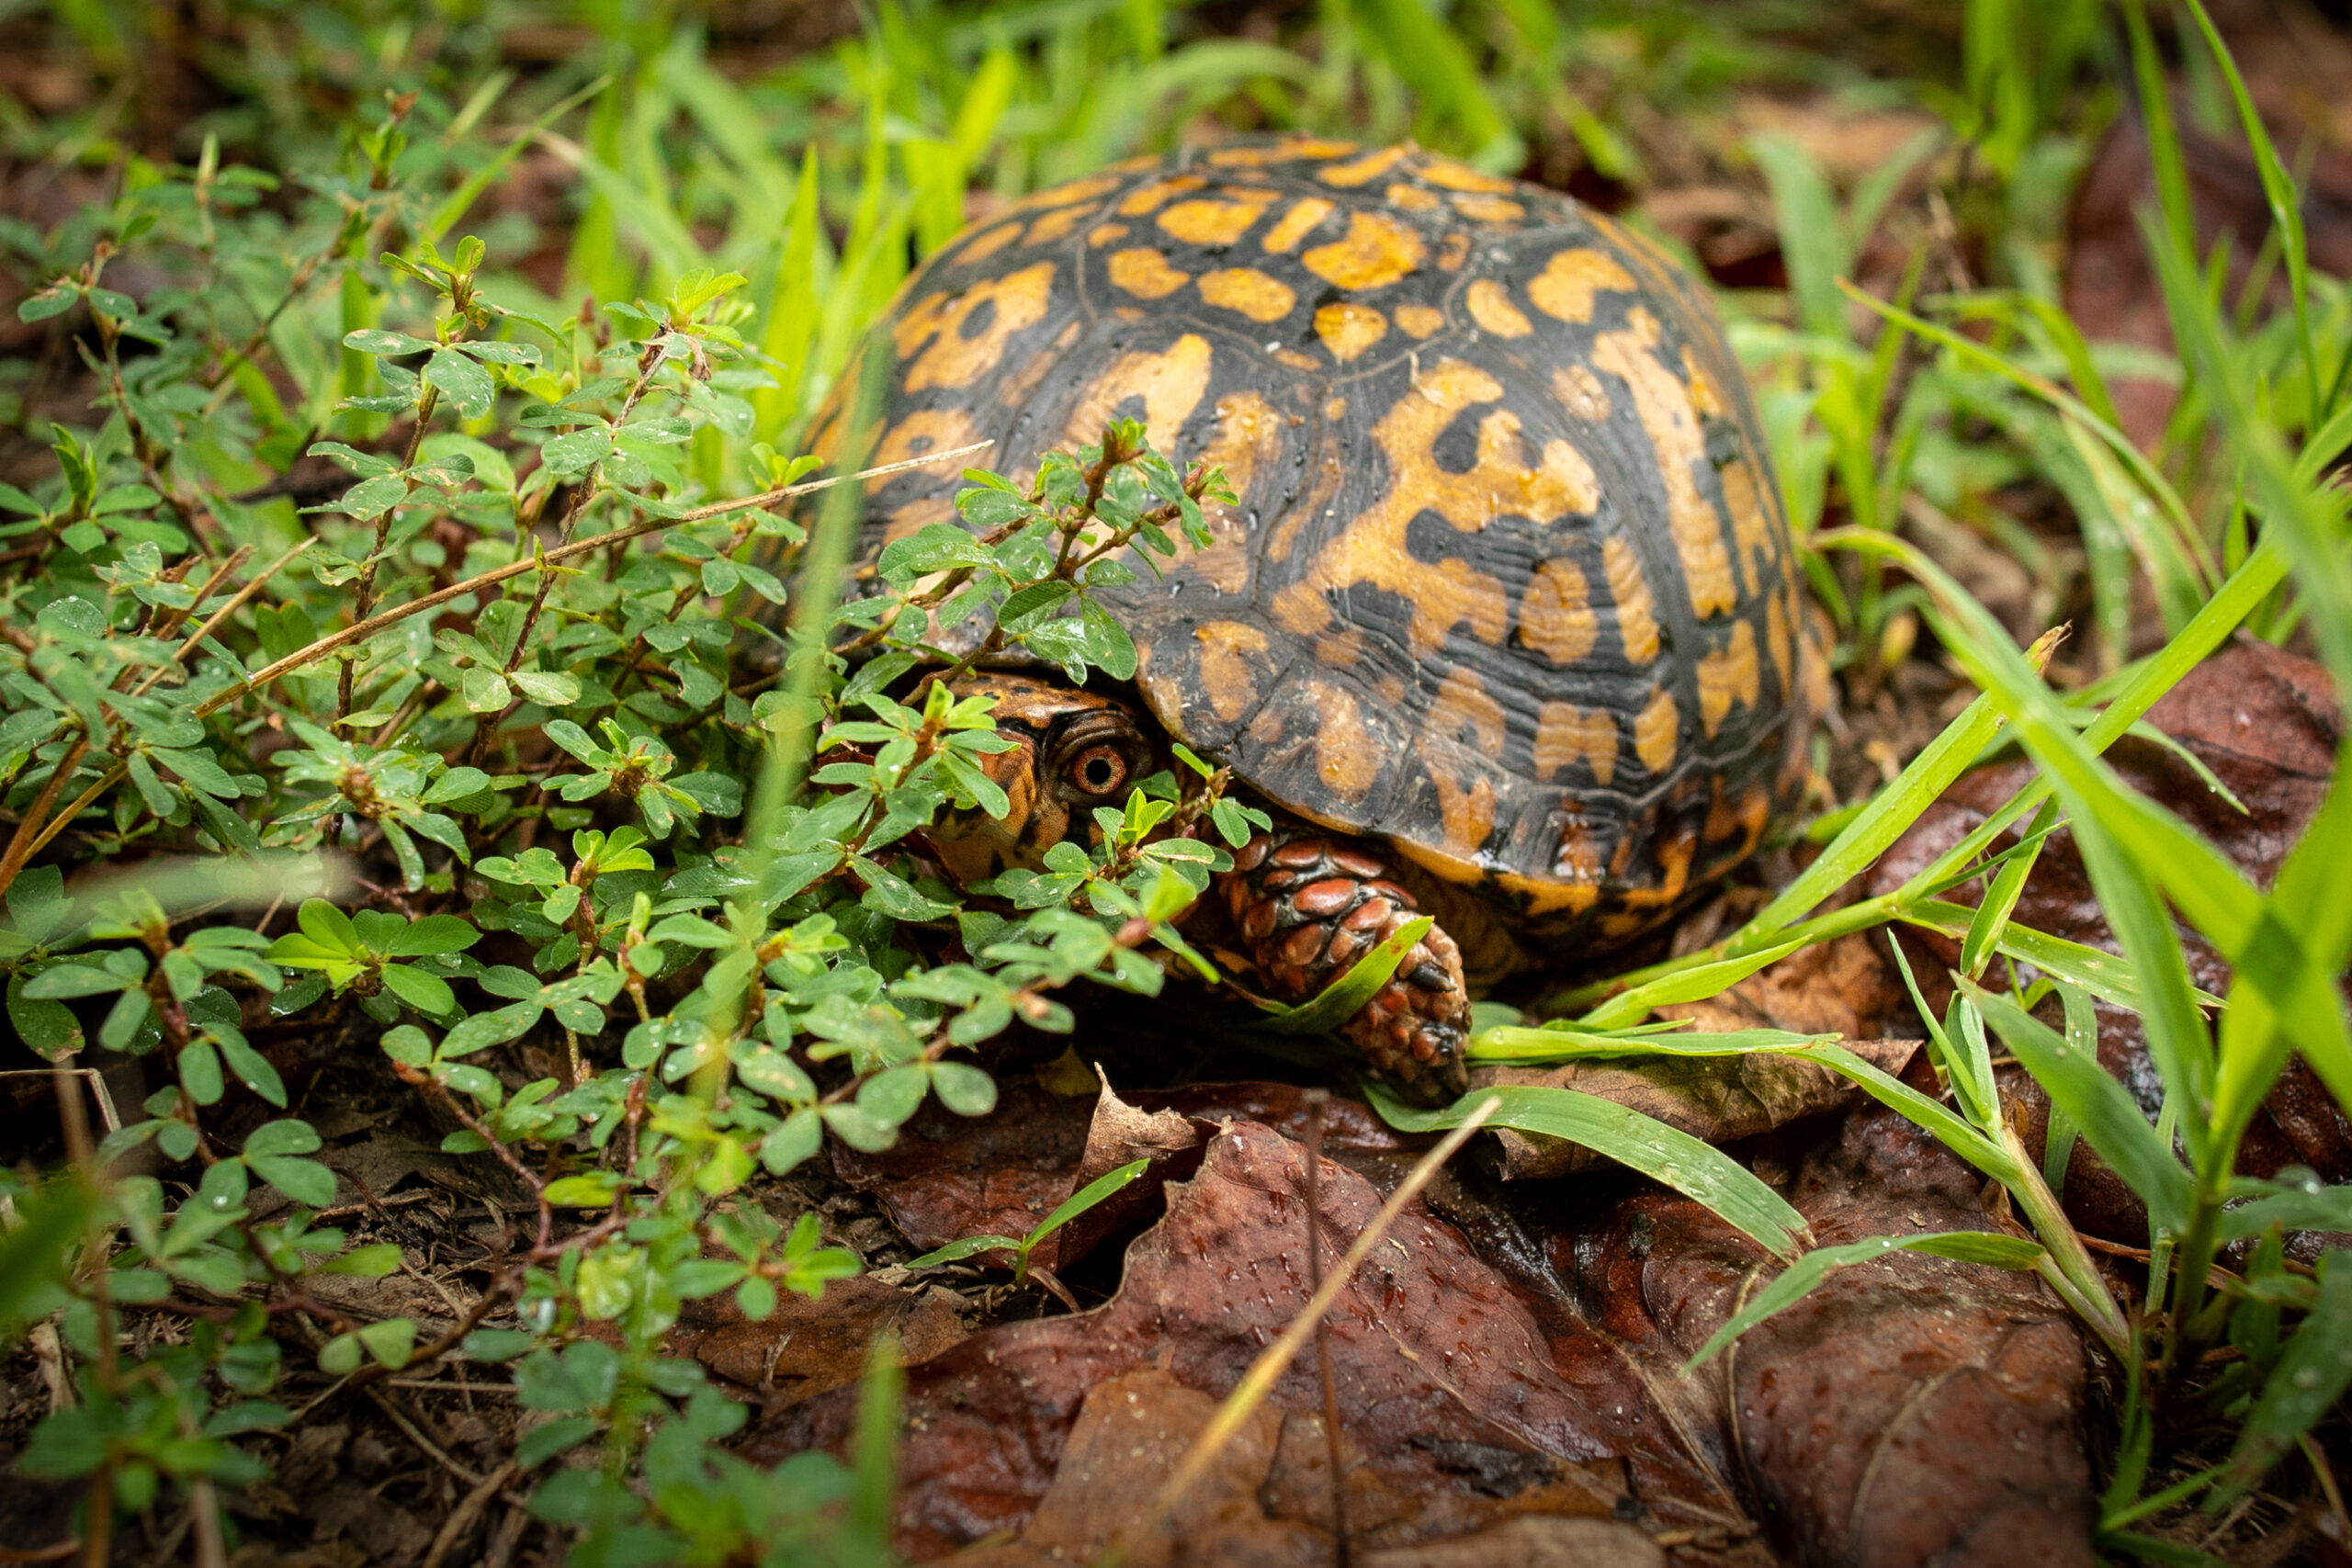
[1257,917,1433,1036]
[1684,1230,2046,1370]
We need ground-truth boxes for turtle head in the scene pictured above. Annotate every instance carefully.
[923,671,1162,886]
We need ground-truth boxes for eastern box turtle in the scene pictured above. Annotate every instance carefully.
[793,136,1820,1100]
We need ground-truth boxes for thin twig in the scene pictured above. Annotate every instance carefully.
[1300,1089,1351,1568]
[1101,1097,1500,1568]
[131,538,316,697]
[422,1461,518,1568]
[188,440,994,724]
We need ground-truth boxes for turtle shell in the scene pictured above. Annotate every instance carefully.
[812,138,1819,950]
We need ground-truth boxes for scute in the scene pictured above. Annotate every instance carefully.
[824,137,1814,949]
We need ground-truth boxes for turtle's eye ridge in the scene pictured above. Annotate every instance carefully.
[1069,743,1130,797]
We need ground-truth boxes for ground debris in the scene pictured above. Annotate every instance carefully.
[745,1117,1755,1562]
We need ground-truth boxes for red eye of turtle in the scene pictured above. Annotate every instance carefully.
[1069,744,1129,796]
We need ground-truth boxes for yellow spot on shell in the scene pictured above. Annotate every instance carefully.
[1088,223,1129,247]
[1591,309,1737,619]
[1315,629,1369,666]
[1196,267,1296,322]
[1721,457,1778,595]
[1107,248,1191,299]
[1633,686,1679,774]
[1314,302,1388,364]
[1619,829,1696,909]
[1465,278,1532,338]
[1324,396,1347,420]
[1451,195,1525,224]
[898,261,1057,393]
[1385,182,1442,211]
[1306,678,1383,799]
[1395,304,1444,338]
[1532,702,1618,786]
[1518,558,1598,666]
[1023,204,1091,246]
[1494,869,1600,918]
[1766,590,1793,703]
[1527,248,1637,323]
[1210,138,1358,165]
[1012,173,1123,213]
[1427,668,1507,753]
[1117,175,1206,216]
[1601,536,1658,664]
[1418,754,1498,870]
[956,222,1023,265]
[1302,210,1427,291]
[1417,157,1516,194]
[1063,333,1214,455]
[1704,784,1770,860]
[1272,579,1331,637]
[1682,347,1725,417]
[869,408,979,493]
[1437,233,1471,271]
[1303,359,1600,660]
[1273,348,1320,372]
[1158,197,1275,247]
[1318,146,1409,187]
[1553,364,1611,423]
[1193,621,1270,723]
[1260,197,1336,254]
[1694,620,1760,739]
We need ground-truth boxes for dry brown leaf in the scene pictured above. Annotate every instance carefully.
[1562,1101,2095,1567]
[748,1120,1746,1561]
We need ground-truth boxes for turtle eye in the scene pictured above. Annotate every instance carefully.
[1068,743,1130,797]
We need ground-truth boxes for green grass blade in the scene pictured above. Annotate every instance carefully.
[424,74,612,245]
[1966,982,2193,1232]
[755,150,823,442]
[1959,796,2057,979]
[2222,1250,2352,1496]
[1683,1230,2044,1370]
[850,1329,902,1546]
[1902,898,2211,1013]
[904,1234,1027,1269]
[1826,531,2226,1154]
[1838,281,2203,580]
[1728,635,2052,953]
[1021,1156,1152,1258]
[1466,1026,1829,1065]
[1577,939,1805,1030]
[1750,132,1849,342]
[2177,0,2322,418]
[1255,916,1433,1036]
[1787,1040,2016,1179]
[1369,1083,1807,1260]
[2143,209,2352,700]
[2120,0,2196,265]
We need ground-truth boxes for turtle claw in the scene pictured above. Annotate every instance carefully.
[1221,828,1475,1101]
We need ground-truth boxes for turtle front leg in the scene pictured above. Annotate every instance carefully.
[1219,829,1472,1101]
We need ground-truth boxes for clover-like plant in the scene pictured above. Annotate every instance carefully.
[265,897,481,1021]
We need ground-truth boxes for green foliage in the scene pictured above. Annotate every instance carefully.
[6,0,2352,1560]
[906,1156,1153,1286]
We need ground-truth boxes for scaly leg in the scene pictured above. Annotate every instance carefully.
[1218,828,1472,1100]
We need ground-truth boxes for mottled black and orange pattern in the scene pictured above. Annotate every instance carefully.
[810,137,1818,953]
